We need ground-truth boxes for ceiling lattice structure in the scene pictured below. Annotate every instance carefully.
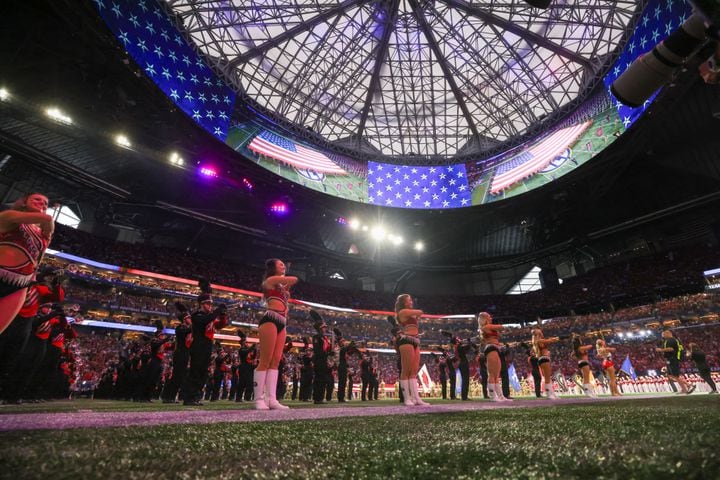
[167,0,641,159]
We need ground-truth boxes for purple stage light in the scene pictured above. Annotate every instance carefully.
[336,216,347,225]
[242,177,254,190]
[199,166,218,178]
[270,202,289,215]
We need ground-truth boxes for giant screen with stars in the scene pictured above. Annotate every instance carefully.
[95,0,689,210]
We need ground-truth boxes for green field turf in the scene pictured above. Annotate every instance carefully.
[1,396,718,479]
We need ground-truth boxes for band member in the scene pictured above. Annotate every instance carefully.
[573,334,596,398]
[523,342,542,398]
[0,266,65,394]
[446,349,457,400]
[299,341,313,402]
[162,303,192,403]
[395,294,429,407]
[254,259,297,410]
[210,345,230,402]
[0,193,54,333]
[335,329,358,403]
[183,284,228,406]
[4,302,66,403]
[688,343,717,394]
[311,313,332,405]
[136,320,169,402]
[596,339,621,396]
[655,329,694,395]
[435,351,448,399]
[360,352,372,401]
[476,351,489,399]
[478,312,509,402]
[532,328,560,399]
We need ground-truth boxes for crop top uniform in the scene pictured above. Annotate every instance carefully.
[0,224,49,296]
[260,282,289,332]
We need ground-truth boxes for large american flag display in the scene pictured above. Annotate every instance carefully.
[248,131,347,175]
[490,121,591,195]
[93,0,235,140]
[368,163,472,209]
[603,0,692,128]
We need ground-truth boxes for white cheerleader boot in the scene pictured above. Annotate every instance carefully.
[265,369,289,410]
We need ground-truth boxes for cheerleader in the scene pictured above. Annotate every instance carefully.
[532,328,560,399]
[0,193,54,333]
[478,312,508,402]
[572,334,596,398]
[394,294,429,407]
[596,339,621,396]
[254,259,298,410]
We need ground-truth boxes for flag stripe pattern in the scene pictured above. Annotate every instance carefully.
[93,0,235,140]
[248,131,347,175]
[368,163,472,209]
[490,122,591,194]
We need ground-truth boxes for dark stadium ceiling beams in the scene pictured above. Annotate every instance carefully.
[166,0,642,161]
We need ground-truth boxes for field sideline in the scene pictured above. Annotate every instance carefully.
[1,395,718,479]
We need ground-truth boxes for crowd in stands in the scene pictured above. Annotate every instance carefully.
[51,224,719,322]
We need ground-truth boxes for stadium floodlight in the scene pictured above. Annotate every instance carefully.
[0,87,8,101]
[361,225,369,232]
[618,332,625,338]
[114,134,132,149]
[414,241,424,252]
[349,218,360,230]
[370,225,386,242]
[45,107,73,125]
[390,235,404,246]
[169,151,184,166]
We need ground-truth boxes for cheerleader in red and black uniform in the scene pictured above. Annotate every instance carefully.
[0,193,54,333]
[478,312,508,402]
[572,334,596,398]
[596,339,621,396]
[395,294,429,407]
[532,328,560,399]
[254,259,298,410]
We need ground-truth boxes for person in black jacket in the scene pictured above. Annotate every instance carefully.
[522,342,542,398]
[183,291,228,406]
[139,320,170,402]
[210,345,230,402]
[477,352,489,399]
[299,348,314,402]
[335,329,358,403]
[3,302,66,403]
[435,351,448,399]
[446,350,457,400]
[312,318,332,404]
[162,304,192,403]
[236,334,255,402]
[688,343,717,394]
[360,353,372,401]
[450,334,473,401]
[655,329,693,395]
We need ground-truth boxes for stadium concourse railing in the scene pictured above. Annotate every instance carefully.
[48,249,474,354]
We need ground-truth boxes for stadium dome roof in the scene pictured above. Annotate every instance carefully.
[166,0,640,161]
